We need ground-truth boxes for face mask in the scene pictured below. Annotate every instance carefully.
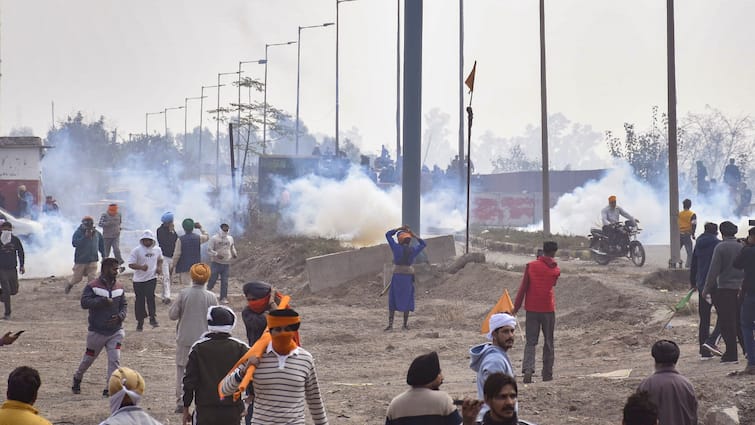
[247,296,270,314]
[271,331,297,355]
[0,231,11,245]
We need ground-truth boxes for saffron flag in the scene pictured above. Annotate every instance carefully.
[481,288,514,334]
[465,61,477,92]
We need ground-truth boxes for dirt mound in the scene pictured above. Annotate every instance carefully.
[642,269,689,290]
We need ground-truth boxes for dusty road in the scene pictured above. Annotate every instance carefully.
[1,240,752,424]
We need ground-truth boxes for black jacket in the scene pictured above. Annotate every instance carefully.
[156,224,178,257]
[0,235,24,270]
[734,244,755,296]
[80,275,127,335]
[183,332,248,409]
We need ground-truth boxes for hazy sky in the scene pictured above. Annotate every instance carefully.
[2,0,754,167]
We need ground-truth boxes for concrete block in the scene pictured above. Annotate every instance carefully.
[704,406,739,425]
[306,235,457,292]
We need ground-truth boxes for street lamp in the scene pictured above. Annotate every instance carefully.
[238,59,267,158]
[336,0,358,156]
[217,72,241,185]
[296,22,334,155]
[263,41,297,155]
[145,111,164,137]
[199,84,223,171]
[164,106,184,136]
[184,96,207,150]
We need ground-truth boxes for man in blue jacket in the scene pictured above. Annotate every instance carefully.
[470,313,517,422]
[66,216,105,294]
[384,225,426,331]
[689,222,722,358]
[72,258,127,397]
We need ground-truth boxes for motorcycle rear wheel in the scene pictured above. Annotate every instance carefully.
[629,241,645,267]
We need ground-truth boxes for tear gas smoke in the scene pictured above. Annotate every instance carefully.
[278,166,466,246]
[22,134,245,278]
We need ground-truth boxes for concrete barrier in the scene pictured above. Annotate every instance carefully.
[306,235,457,292]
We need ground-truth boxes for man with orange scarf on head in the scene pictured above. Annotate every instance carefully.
[99,204,123,266]
[384,225,426,331]
[220,309,328,425]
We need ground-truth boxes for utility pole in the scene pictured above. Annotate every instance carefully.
[402,0,422,233]
[667,0,681,268]
[458,0,465,193]
[539,0,551,236]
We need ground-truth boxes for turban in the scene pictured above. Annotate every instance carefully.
[651,340,679,364]
[190,263,211,284]
[161,211,174,223]
[406,351,441,386]
[108,367,145,414]
[719,221,738,237]
[182,218,195,233]
[608,195,617,202]
[267,308,301,330]
[207,305,236,334]
[487,313,517,340]
[243,281,272,299]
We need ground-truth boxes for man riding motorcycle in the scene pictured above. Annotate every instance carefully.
[600,195,636,254]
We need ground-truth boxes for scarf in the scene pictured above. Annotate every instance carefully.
[0,231,11,245]
[271,331,298,355]
[108,379,142,415]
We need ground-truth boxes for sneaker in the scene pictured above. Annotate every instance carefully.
[542,375,553,382]
[383,325,393,332]
[523,372,533,384]
[1,315,8,320]
[703,343,723,357]
[72,377,81,394]
[174,406,184,414]
[720,357,738,364]
[64,284,74,294]
[102,389,109,398]
[150,319,159,328]
[136,321,144,332]
[744,365,755,375]
[162,298,171,305]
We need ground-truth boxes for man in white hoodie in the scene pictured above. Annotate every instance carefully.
[127,230,163,331]
[206,223,238,304]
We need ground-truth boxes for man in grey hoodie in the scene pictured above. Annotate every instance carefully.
[470,313,517,421]
[703,221,745,363]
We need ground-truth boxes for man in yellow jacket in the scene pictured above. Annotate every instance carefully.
[678,199,697,268]
[0,366,53,425]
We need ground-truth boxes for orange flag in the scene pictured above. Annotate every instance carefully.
[480,288,514,334]
[465,61,477,92]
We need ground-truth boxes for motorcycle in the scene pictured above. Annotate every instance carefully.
[588,220,646,266]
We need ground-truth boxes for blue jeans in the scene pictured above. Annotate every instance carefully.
[207,262,230,300]
[741,294,755,367]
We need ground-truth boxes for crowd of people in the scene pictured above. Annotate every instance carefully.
[0,203,753,424]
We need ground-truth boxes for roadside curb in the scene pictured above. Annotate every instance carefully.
[455,234,592,260]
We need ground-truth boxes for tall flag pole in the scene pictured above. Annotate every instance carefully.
[464,60,477,254]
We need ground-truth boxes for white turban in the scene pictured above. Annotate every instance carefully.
[486,313,517,340]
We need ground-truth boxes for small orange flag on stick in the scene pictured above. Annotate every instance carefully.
[465,60,477,92]
[480,288,514,334]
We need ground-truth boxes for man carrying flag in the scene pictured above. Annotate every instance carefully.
[512,241,560,384]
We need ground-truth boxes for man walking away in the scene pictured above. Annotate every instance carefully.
[207,223,238,304]
[689,222,722,358]
[703,221,745,363]
[66,216,105,294]
[99,204,124,265]
[168,263,217,414]
[678,199,697,268]
[0,366,53,425]
[469,313,517,422]
[637,340,697,425]
[513,241,560,383]
[182,306,248,425]
[733,226,755,375]
[127,230,163,331]
[157,212,178,305]
[386,351,462,425]
[72,258,127,397]
[172,219,209,286]
[99,367,163,425]
[0,221,25,320]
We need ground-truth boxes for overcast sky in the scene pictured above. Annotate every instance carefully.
[2,0,754,167]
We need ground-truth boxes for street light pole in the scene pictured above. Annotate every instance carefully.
[336,0,357,156]
[199,84,222,176]
[217,71,241,186]
[185,96,206,152]
[296,22,334,155]
[164,106,184,137]
[263,41,297,155]
[238,59,267,161]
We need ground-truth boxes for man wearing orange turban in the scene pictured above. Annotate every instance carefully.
[168,263,217,414]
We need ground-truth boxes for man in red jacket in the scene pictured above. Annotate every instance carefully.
[513,241,560,384]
